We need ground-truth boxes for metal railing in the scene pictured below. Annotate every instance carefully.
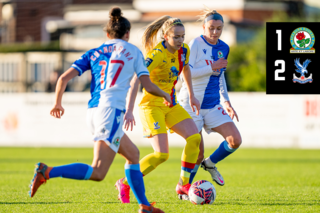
[0,52,91,93]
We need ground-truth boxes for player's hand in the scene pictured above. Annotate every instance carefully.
[189,96,200,116]
[50,104,64,119]
[123,110,135,131]
[163,93,172,107]
[224,101,239,122]
[211,58,228,72]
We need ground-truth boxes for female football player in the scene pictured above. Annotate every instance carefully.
[29,7,169,213]
[178,8,242,189]
[115,16,201,203]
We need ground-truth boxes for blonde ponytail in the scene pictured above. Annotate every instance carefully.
[142,15,183,54]
[198,6,222,23]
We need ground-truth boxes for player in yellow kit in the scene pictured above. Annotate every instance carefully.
[115,16,202,203]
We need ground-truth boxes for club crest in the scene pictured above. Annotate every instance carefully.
[154,122,160,130]
[217,51,223,58]
[113,137,120,147]
[181,53,186,62]
[290,27,315,53]
[293,58,312,84]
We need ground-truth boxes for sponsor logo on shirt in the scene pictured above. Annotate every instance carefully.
[203,49,207,54]
[145,58,153,67]
[154,122,160,130]
[159,79,174,83]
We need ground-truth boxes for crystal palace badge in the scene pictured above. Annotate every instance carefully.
[293,58,312,84]
[290,27,315,53]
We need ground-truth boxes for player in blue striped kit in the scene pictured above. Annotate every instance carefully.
[178,8,242,190]
[29,7,168,213]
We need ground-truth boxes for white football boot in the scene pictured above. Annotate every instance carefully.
[200,160,225,186]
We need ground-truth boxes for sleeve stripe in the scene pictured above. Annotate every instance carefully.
[153,48,162,53]
[137,71,150,77]
[71,64,83,73]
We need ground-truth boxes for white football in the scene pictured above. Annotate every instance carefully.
[188,180,216,205]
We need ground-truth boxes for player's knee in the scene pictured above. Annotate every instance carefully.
[187,133,201,149]
[132,148,140,162]
[154,152,169,164]
[227,134,242,149]
[91,170,106,181]
[126,146,140,164]
[198,151,204,160]
[197,153,204,164]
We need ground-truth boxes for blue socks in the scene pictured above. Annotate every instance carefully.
[189,164,199,184]
[125,164,150,206]
[49,163,93,180]
[209,141,237,164]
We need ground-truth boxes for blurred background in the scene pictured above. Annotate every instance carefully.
[0,0,319,148]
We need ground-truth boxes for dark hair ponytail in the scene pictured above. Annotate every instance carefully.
[104,7,131,39]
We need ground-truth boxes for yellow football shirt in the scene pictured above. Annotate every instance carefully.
[139,41,190,107]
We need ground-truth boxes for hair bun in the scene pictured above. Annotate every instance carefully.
[110,7,122,20]
[212,10,217,13]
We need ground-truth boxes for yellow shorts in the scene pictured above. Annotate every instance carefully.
[139,104,192,138]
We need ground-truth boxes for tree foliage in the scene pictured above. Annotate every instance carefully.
[226,13,320,91]
[227,27,266,91]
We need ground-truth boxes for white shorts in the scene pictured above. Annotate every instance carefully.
[181,103,233,134]
[86,107,124,153]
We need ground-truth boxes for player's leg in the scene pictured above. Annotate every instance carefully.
[188,131,204,184]
[201,105,242,185]
[29,139,116,197]
[121,135,169,181]
[29,107,120,197]
[178,103,204,185]
[117,133,164,213]
[167,105,201,195]
[116,106,169,203]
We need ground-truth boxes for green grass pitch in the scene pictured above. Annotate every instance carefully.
[0,147,319,212]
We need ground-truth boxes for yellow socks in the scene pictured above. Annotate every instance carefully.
[180,133,201,185]
[123,152,169,185]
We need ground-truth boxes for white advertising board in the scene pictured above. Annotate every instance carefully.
[0,92,319,148]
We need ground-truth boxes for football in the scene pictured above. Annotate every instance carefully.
[188,180,216,205]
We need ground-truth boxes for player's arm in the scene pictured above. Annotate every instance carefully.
[123,74,140,131]
[181,64,200,115]
[139,75,171,106]
[188,39,227,78]
[50,68,79,118]
[190,58,228,78]
[188,39,211,78]
[219,49,238,121]
[220,74,238,121]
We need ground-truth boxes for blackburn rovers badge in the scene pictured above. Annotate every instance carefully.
[290,27,315,53]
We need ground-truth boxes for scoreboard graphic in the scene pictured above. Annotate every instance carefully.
[266,22,320,94]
